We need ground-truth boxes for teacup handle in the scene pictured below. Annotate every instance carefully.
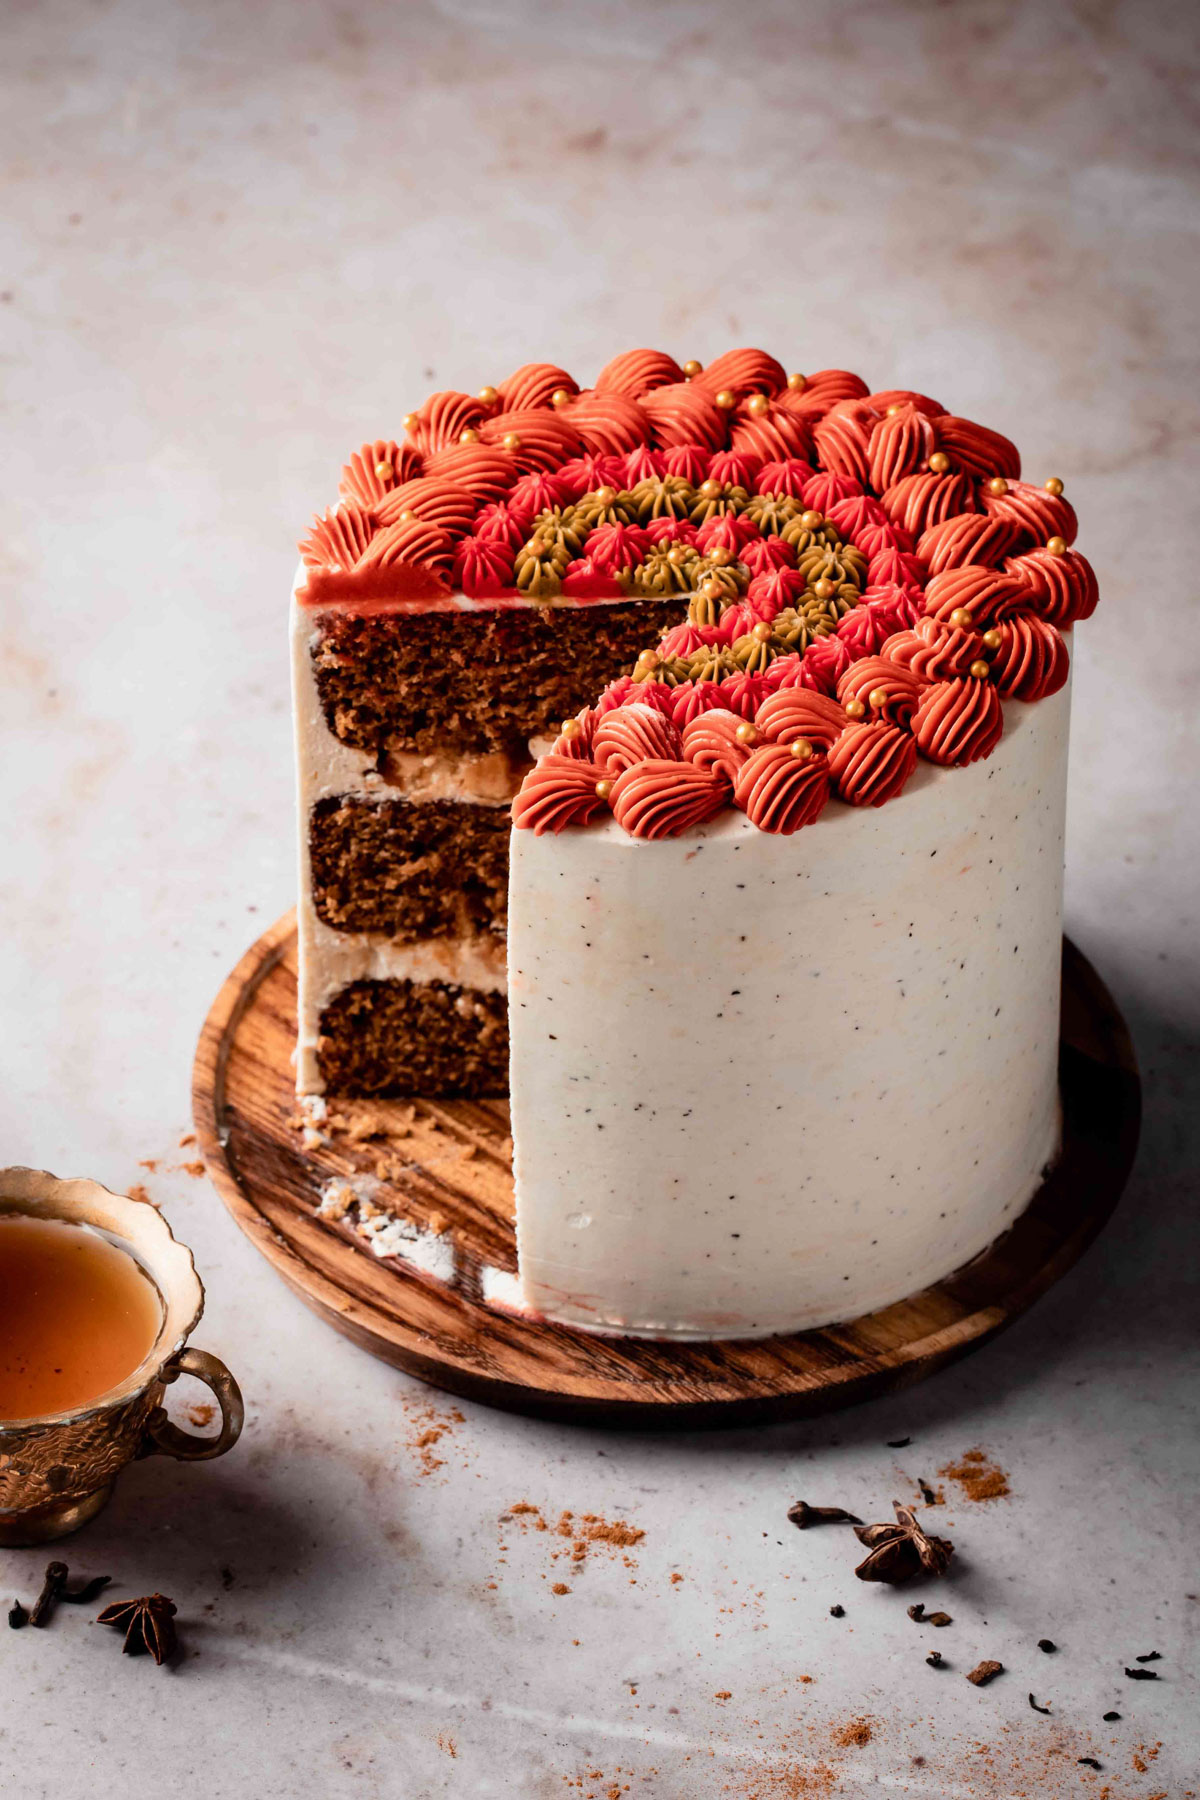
[143,1348,245,1462]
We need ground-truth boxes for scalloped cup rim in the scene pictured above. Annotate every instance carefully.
[0,1166,204,1434]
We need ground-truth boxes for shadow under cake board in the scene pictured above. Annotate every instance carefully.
[192,914,1140,1428]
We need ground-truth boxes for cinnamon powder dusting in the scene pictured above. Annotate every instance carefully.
[561,1767,635,1797]
[500,1502,645,1574]
[724,1754,836,1799]
[831,1718,873,1749]
[403,1399,466,1477]
[939,1446,1011,1502]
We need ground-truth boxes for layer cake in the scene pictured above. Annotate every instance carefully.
[291,348,1098,1338]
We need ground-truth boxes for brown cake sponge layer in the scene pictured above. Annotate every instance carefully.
[311,599,681,758]
[309,796,511,939]
[318,978,508,1097]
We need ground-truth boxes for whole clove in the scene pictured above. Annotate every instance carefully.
[829,1604,845,1618]
[1078,1758,1102,1770]
[1029,1694,1051,1714]
[787,1501,863,1530]
[29,1563,69,1627]
[1037,1638,1057,1653]
[26,1562,111,1628]
[925,1651,945,1668]
[1124,1666,1159,1681]
[917,1479,938,1504]
[59,1575,111,1606]
[1102,1711,1121,1721]
[966,1660,1004,1687]
[1134,1650,1161,1663]
[7,1601,28,1630]
[886,1437,911,1448]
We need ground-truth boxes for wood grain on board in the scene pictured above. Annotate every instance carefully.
[192,913,1140,1426]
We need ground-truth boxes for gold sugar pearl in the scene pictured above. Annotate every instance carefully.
[636,648,660,669]
[928,451,950,474]
[714,389,737,411]
[987,476,1009,496]
[682,359,703,378]
[800,509,823,530]
[1046,535,1067,557]
[699,478,721,499]
[790,736,814,760]
[843,698,867,720]
[751,621,772,643]
[735,722,758,745]
[551,388,572,409]
[477,385,499,405]
[596,486,617,506]
[982,628,1003,651]
[403,412,418,432]
[746,394,769,417]
[707,545,733,566]
[666,545,689,566]
[595,779,613,800]
[699,580,723,601]
[812,578,835,599]
[459,427,480,444]
[1044,476,1064,496]
[787,372,807,391]
[374,460,393,479]
[868,687,889,710]
[948,607,974,631]
[560,717,582,741]
[398,509,415,522]
[969,660,991,680]
[502,432,522,451]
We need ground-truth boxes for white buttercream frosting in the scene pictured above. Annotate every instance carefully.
[507,681,1071,1339]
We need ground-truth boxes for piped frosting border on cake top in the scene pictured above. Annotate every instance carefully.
[297,348,1098,839]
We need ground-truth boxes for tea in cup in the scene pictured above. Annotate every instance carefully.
[0,1167,243,1546]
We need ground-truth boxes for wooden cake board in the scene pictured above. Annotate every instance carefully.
[192,914,1140,1428]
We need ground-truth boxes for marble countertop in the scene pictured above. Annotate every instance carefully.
[2,1,1197,1794]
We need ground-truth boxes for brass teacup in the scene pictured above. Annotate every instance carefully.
[0,1167,244,1546]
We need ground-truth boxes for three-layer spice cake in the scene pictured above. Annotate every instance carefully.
[292,347,1098,1338]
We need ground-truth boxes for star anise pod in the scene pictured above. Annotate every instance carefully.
[97,1593,177,1664]
[787,1500,863,1530]
[853,1501,954,1584]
